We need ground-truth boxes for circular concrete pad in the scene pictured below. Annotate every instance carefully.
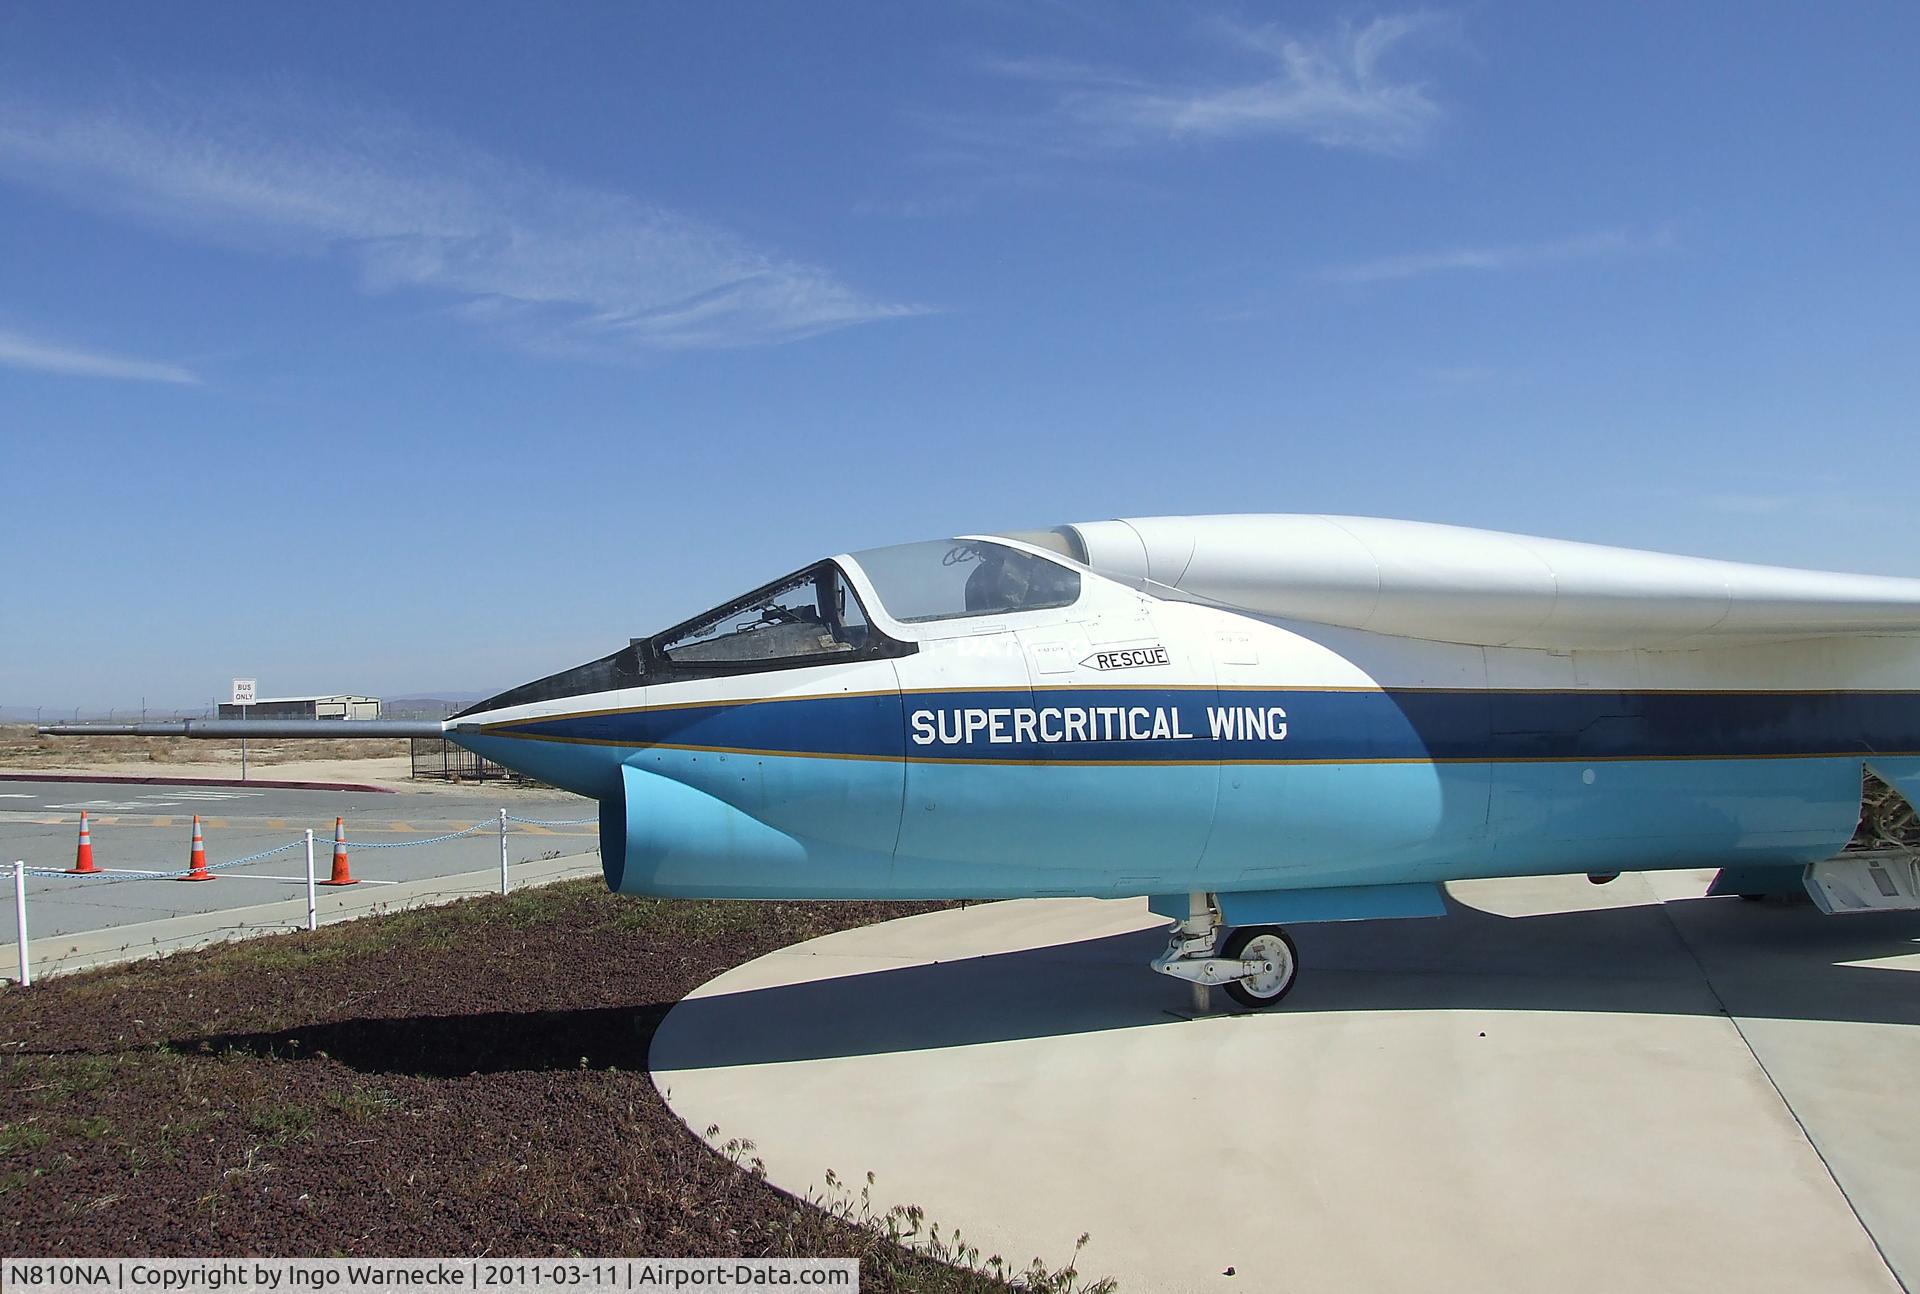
[652,874,1920,1293]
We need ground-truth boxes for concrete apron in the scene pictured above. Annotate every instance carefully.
[652,873,1920,1294]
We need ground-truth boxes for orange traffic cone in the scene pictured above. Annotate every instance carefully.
[179,815,212,881]
[66,810,98,874]
[319,817,358,886]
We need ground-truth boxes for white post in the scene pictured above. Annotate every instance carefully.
[304,829,317,932]
[498,808,509,895]
[13,861,28,988]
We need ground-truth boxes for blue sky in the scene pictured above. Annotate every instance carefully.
[2,2,1917,710]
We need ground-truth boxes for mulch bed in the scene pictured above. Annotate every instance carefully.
[0,884,1090,1291]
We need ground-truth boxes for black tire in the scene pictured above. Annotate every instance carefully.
[1220,925,1299,1009]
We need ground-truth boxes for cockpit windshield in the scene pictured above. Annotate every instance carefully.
[454,541,1078,719]
[658,564,871,665]
[849,538,1082,623]
[456,561,910,716]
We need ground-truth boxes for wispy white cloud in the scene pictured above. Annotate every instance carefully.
[0,86,923,357]
[1320,227,1677,285]
[974,14,1451,157]
[0,328,199,385]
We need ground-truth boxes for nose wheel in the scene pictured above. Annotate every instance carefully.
[1148,892,1301,1010]
[1218,925,1299,1008]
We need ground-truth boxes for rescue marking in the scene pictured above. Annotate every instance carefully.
[1081,646,1170,671]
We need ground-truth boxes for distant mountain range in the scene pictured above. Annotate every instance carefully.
[380,692,493,719]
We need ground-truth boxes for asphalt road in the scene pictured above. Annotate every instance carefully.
[0,778,600,939]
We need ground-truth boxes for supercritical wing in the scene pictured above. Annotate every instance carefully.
[1025,514,1920,651]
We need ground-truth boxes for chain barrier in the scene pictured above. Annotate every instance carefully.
[205,839,306,872]
[339,822,495,849]
[14,864,176,885]
[9,805,602,983]
[11,813,589,878]
[14,865,94,880]
[14,840,307,884]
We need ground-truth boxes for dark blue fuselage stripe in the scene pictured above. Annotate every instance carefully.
[493,689,1920,763]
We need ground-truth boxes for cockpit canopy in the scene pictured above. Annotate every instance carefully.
[456,538,1083,716]
[659,564,873,666]
[852,538,1081,622]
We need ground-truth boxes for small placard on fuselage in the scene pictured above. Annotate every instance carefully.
[1082,645,1170,671]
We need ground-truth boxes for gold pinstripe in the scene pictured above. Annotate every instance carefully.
[483,730,1920,768]
[475,683,1920,735]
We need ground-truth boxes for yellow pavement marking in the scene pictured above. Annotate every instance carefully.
[151,816,174,829]
[390,822,416,833]
[267,819,289,830]
[518,823,556,835]
[204,818,229,829]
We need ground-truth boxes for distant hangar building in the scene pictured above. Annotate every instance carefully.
[216,694,381,721]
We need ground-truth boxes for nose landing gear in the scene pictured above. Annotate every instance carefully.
[1148,891,1300,1010]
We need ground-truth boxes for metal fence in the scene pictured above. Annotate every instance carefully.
[409,737,525,783]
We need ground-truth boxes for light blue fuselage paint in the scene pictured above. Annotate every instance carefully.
[454,684,1900,902]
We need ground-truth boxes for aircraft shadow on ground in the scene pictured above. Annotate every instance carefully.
[647,896,1920,1068]
[174,1003,672,1078]
[173,895,1920,1077]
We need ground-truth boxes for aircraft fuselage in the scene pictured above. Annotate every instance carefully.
[448,536,1920,905]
